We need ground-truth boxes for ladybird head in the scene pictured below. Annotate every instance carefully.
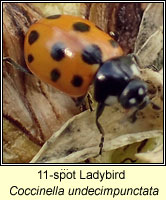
[119,79,149,110]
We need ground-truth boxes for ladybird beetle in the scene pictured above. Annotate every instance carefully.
[6,15,151,155]
[24,15,124,97]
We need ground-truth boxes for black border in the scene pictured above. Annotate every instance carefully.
[1,1,165,166]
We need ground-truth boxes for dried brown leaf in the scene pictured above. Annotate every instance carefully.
[134,3,163,71]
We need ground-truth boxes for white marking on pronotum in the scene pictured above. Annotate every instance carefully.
[129,98,136,104]
[138,88,144,95]
[105,95,118,106]
[130,64,140,76]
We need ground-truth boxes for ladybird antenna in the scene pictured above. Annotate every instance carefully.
[131,53,142,68]
[95,103,105,155]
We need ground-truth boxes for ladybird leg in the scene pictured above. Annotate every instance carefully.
[131,54,141,66]
[129,109,138,123]
[3,57,32,75]
[87,92,94,112]
[129,97,150,123]
[128,53,142,69]
[96,103,105,155]
[75,93,94,112]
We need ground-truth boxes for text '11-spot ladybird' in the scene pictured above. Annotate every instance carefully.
[4,15,154,155]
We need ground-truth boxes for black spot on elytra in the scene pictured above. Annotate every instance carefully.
[51,68,61,82]
[71,75,83,87]
[73,22,90,32]
[82,44,102,64]
[28,30,39,45]
[109,39,119,48]
[51,42,65,61]
[27,54,34,63]
[46,15,61,19]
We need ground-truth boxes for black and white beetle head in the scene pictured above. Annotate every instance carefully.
[119,79,149,110]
